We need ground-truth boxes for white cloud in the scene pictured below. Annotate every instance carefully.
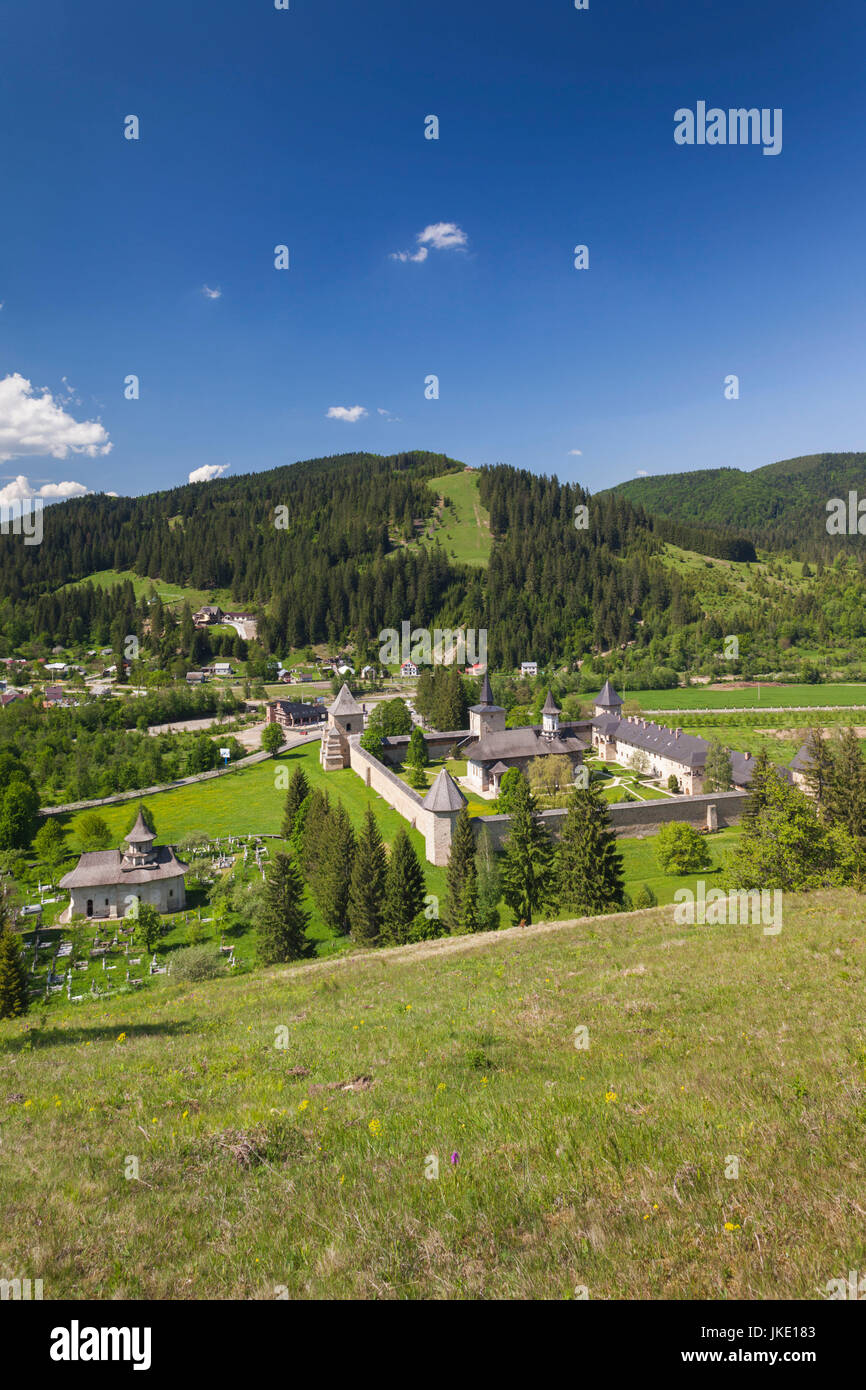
[391,221,468,263]
[202,285,222,299]
[0,474,90,504]
[636,469,649,477]
[326,405,367,423]
[377,407,401,422]
[568,449,583,456]
[0,374,112,463]
[188,463,230,483]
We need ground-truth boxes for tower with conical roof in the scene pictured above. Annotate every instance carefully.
[594,680,623,718]
[541,689,560,738]
[320,683,364,770]
[121,808,158,869]
[468,672,506,739]
[421,769,467,865]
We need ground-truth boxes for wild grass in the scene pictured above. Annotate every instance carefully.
[1,890,863,1299]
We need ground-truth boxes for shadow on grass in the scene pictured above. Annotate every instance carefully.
[1,1020,195,1054]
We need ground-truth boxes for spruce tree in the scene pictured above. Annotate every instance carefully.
[803,726,835,808]
[348,808,387,945]
[281,767,310,839]
[553,783,625,917]
[475,828,502,932]
[826,727,866,840]
[0,903,28,1019]
[458,857,480,933]
[313,802,356,934]
[299,789,331,879]
[257,852,310,963]
[445,807,477,932]
[500,774,554,925]
[740,746,775,834]
[382,828,427,944]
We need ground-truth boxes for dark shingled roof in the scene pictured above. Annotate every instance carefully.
[330,683,362,717]
[789,744,814,772]
[596,680,623,708]
[592,714,708,769]
[542,690,559,715]
[479,672,495,706]
[466,727,587,762]
[60,845,188,889]
[422,769,467,812]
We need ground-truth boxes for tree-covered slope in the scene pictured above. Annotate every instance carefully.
[607,452,866,553]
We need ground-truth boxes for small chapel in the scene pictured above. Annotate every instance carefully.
[59,809,188,922]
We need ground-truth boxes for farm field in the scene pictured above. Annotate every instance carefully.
[1,889,863,1299]
[626,683,866,712]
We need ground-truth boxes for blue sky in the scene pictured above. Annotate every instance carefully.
[1,0,864,502]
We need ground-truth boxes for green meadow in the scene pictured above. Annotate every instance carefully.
[2,889,863,1299]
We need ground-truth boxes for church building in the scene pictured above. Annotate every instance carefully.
[59,810,188,922]
[463,676,587,795]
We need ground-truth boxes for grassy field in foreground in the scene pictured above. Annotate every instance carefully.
[1,890,864,1299]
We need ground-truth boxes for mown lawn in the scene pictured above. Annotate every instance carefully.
[1,889,863,1299]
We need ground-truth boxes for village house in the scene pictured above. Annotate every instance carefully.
[193,605,224,626]
[59,810,188,922]
[265,698,327,732]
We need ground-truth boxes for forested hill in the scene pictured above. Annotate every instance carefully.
[606,452,866,554]
[0,450,753,668]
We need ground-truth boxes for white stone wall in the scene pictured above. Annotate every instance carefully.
[68,875,185,920]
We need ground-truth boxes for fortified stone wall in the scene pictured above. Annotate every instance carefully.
[472,790,749,851]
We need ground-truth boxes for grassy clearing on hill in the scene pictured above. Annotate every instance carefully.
[59,569,238,613]
[411,469,491,567]
[2,890,864,1299]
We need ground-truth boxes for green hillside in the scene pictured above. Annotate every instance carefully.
[2,891,863,1299]
[607,452,866,553]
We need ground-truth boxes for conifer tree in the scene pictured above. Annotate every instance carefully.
[827,726,866,840]
[475,828,502,932]
[348,808,387,945]
[281,767,310,840]
[299,789,331,879]
[803,726,835,808]
[0,902,28,1019]
[382,828,427,944]
[257,852,310,963]
[554,783,625,917]
[313,802,356,934]
[445,807,477,932]
[740,746,775,834]
[458,856,480,933]
[500,774,554,925]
